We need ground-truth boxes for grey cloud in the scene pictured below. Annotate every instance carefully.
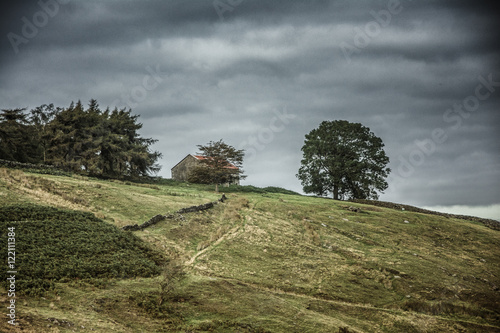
[0,0,499,219]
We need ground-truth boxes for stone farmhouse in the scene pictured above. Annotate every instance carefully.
[171,154,240,185]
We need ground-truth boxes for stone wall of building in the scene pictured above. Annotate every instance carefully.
[171,155,199,181]
[171,155,240,185]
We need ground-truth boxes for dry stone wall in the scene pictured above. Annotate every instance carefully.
[0,158,57,171]
[122,194,227,231]
[351,199,500,231]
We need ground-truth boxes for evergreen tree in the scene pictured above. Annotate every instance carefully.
[80,99,104,174]
[0,108,40,163]
[106,107,162,178]
[45,101,92,171]
[4,99,162,179]
[30,104,60,163]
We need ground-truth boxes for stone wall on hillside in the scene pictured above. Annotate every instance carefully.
[0,158,72,176]
[0,159,57,170]
[122,194,227,231]
[350,199,500,231]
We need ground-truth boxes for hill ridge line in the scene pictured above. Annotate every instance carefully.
[351,199,500,231]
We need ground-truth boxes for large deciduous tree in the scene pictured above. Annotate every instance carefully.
[188,139,246,192]
[297,120,390,200]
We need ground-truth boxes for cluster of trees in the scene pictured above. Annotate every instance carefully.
[0,100,161,178]
[189,121,391,200]
[1,98,390,200]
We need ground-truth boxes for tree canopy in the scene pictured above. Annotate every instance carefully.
[187,139,246,192]
[297,120,390,200]
[0,108,42,163]
[0,100,161,179]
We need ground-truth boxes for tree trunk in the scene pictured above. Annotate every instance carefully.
[333,184,339,200]
[215,183,219,193]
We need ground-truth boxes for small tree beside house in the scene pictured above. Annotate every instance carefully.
[171,139,246,192]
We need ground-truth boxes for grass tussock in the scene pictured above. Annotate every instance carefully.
[220,196,249,221]
[303,220,321,245]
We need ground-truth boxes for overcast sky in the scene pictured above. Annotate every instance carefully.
[1,1,499,220]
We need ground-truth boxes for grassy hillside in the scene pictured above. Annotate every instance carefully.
[1,167,499,332]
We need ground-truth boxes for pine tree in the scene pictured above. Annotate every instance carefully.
[45,101,91,171]
[6,99,162,179]
[0,108,40,163]
[30,104,60,163]
[106,107,162,178]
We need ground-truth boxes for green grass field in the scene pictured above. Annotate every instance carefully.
[1,167,499,332]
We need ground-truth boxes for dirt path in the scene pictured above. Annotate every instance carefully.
[185,225,242,266]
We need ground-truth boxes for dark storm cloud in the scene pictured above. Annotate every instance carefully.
[0,0,499,219]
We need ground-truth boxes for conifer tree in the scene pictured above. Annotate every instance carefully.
[45,101,91,171]
[30,104,60,163]
[0,108,40,163]
[3,99,162,179]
